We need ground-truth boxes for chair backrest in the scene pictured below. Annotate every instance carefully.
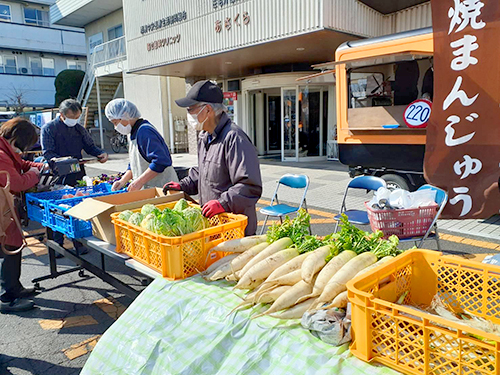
[417,184,448,207]
[347,176,386,191]
[279,174,309,189]
[270,174,310,209]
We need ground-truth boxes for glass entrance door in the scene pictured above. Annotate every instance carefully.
[281,88,298,161]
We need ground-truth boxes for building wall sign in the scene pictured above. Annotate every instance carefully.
[147,34,181,52]
[424,0,500,219]
[215,11,249,32]
[213,0,241,10]
[141,11,187,35]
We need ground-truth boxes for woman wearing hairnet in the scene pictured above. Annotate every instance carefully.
[105,99,178,191]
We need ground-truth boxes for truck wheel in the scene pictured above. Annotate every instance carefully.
[381,174,410,191]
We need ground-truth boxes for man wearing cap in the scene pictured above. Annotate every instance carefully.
[164,80,262,235]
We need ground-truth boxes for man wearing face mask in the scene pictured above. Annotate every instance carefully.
[105,99,178,192]
[41,99,108,186]
[164,80,262,236]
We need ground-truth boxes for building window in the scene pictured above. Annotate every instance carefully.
[0,4,11,22]
[30,57,42,75]
[29,57,54,75]
[67,60,85,71]
[24,8,49,27]
[1,56,17,74]
[108,24,123,41]
[42,58,54,76]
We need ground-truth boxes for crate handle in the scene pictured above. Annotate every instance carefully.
[28,200,44,209]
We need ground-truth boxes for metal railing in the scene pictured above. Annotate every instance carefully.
[77,36,127,106]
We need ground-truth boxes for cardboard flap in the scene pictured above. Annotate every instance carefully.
[66,199,114,220]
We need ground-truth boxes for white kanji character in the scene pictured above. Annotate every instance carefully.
[454,155,482,179]
[450,35,479,71]
[445,115,476,146]
[449,187,472,216]
[448,0,486,35]
[443,76,479,110]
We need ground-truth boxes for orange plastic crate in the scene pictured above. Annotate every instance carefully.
[111,201,247,280]
[347,249,500,375]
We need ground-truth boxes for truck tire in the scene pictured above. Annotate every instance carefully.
[381,174,410,191]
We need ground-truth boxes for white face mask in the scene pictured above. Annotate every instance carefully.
[115,122,132,135]
[62,116,78,127]
[187,105,207,131]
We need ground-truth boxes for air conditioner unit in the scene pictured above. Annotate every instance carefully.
[20,68,28,74]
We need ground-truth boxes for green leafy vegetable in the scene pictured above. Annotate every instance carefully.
[140,213,158,233]
[266,209,310,244]
[183,207,209,232]
[335,214,401,258]
[296,235,326,254]
[128,213,144,226]
[118,210,134,222]
[173,198,190,212]
[141,204,160,217]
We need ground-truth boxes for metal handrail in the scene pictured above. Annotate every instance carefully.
[77,36,127,106]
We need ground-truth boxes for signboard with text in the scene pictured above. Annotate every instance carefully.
[424,0,500,219]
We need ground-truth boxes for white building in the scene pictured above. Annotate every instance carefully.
[50,0,188,152]
[51,0,432,159]
[0,0,86,110]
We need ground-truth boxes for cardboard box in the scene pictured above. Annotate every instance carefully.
[65,188,184,244]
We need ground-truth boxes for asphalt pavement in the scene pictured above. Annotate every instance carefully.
[1,152,499,374]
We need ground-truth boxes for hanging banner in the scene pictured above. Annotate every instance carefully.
[424,0,500,219]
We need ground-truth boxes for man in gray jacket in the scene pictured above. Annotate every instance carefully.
[164,80,262,235]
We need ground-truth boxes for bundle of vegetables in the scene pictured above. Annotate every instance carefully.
[76,173,126,188]
[117,199,210,237]
[203,213,402,321]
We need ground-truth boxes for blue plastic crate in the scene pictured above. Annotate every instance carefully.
[26,184,113,226]
[47,189,124,239]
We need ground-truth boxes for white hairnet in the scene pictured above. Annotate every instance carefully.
[105,99,141,121]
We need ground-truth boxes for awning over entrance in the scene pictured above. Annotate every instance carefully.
[296,51,433,81]
[358,0,429,14]
[127,30,359,79]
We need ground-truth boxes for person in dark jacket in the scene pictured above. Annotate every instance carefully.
[0,118,43,312]
[41,99,108,186]
[41,99,108,255]
[164,80,262,235]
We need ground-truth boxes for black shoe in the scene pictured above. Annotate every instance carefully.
[18,287,38,298]
[0,298,35,313]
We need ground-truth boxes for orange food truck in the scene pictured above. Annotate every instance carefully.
[302,27,434,191]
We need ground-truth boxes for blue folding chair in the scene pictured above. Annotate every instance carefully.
[334,176,386,232]
[398,184,448,250]
[259,174,310,235]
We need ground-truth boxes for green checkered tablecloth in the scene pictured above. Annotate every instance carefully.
[82,276,400,375]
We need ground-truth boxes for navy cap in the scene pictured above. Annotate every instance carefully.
[175,80,224,108]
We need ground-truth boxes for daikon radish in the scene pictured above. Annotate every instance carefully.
[229,242,269,275]
[264,252,310,282]
[301,245,332,284]
[269,298,318,319]
[225,274,238,282]
[315,252,377,310]
[268,269,303,287]
[238,237,293,278]
[209,261,237,281]
[296,250,356,303]
[235,247,299,289]
[211,235,267,253]
[200,254,238,277]
[253,279,315,318]
[329,291,348,308]
[257,285,292,304]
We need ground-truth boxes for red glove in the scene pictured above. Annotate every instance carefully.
[163,181,182,195]
[202,200,225,218]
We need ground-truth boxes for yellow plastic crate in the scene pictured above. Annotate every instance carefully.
[347,249,500,375]
[111,201,247,279]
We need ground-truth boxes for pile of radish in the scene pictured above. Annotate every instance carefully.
[201,211,401,320]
